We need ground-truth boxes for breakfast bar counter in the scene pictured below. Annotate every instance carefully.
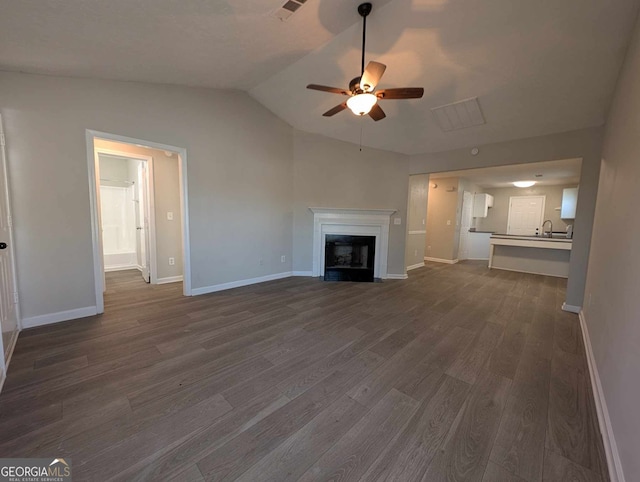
[489,234,572,278]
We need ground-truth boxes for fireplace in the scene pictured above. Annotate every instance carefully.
[324,235,375,282]
[311,207,395,279]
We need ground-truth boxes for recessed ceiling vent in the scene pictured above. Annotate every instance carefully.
[431,97,485,132]
[271,0,308,21]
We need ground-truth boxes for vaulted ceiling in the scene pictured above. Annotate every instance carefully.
[1,0,639,154]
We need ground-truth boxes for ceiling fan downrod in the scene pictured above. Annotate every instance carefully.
[358,2,372,77]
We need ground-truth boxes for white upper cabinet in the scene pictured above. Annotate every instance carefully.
[473,193,494,218]
[561,187,579,219]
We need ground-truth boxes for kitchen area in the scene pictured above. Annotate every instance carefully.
[419,158,581,278]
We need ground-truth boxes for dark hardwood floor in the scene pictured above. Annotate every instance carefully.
[0,263,609,481]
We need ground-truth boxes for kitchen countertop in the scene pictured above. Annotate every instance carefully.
[468,230,494,233]
[491,233,572,243]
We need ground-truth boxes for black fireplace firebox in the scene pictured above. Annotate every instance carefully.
[324,235,376,282]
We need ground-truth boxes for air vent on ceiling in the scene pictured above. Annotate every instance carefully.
[271,0,308,21]
[431,97,485,132]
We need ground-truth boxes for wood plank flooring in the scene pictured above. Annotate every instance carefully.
[0,263,609,481]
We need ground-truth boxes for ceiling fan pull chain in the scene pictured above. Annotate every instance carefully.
[359,117,364,151]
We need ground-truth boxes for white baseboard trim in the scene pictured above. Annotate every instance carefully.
[156,276,183,285]
[192,272,292,296]
[466,257,489,261]
[5,328,19,367]
[0,329,19,393]
[406,262,425,271]
[104,264,138,272]
[292,271,313,277]
[424,257,459,264]
[21,306,98,329]
[579,311,625,482]
[562,302,582,314]
[386,274,408,280]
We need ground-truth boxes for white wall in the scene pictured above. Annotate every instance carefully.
[410,127,603,308]
[582,10,640,481]
[292,130,409,276]
[0,71,292,322]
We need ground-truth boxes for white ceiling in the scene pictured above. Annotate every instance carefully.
[1,0,639,154]
[430,158,582,188]
[0,0,389,89]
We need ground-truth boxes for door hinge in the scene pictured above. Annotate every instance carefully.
[7,215,12,227]
[0,133,5,146]
[13,292,18,304]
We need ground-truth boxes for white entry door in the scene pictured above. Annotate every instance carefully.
[136,163,151,283]
[0,114,20,376]
[507,196,546,235]
[458,191,473,260]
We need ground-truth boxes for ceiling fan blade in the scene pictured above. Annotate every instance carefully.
[307,84,350,95]
[360,61,386,92]
[368,103,386,121]
[323,102,348,117]
[376,87,424,100]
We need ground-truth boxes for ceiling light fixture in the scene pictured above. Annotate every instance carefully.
[346,93,377,116]
[513,181,536,188]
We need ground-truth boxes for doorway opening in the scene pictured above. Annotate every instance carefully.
[87,131,191,313]
[97,148,154,284]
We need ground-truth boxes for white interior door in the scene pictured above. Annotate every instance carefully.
[0,114,20,374]
[137,163,151,283]
[458,191,473,260]
[507,196,546,235]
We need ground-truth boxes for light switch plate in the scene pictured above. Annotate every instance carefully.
[394,218,401,225]
[167,212,174,221]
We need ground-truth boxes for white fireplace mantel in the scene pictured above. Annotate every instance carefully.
[310,207,396,279]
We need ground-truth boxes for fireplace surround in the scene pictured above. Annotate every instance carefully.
[310,207,396,280]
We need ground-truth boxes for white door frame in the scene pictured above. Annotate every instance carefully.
[95,147,156,284]
[507,195,546,235]
[86,130,192,314]
[458,191,473,261]
[0,114,21,388]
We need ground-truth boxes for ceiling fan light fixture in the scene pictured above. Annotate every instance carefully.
[513,181,536,188]
[347,93,377,116]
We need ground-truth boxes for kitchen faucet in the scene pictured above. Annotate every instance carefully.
[542,219,553,238]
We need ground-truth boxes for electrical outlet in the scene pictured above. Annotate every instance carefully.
[259,258,264,266]
[281,255,286,263]
[169,257,175,266]
[414,249,418,257]
[446,220,451,226]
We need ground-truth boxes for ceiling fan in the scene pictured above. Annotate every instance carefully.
[307,2,424,121]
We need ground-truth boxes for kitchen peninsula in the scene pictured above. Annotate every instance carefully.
[489,234,572,277]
